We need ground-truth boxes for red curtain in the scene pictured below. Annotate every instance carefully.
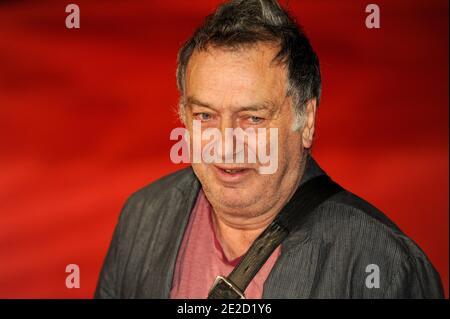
[0,0,448,298]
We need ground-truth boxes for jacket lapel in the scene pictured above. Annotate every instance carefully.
[137,168,200,298]
[263,155,327,298]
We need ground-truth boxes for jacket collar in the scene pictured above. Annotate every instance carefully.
[281,154,327,252]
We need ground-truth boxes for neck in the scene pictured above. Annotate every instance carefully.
[211,156,307,260]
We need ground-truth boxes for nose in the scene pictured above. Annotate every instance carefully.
[218,115,237,163]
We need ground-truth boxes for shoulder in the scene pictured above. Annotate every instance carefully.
[306,189,444,297]
[121,166,198,216]
[116,166,199,231]
[127,166,197,205]
[310,190,421,259]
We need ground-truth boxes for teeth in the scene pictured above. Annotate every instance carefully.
[224,169,241,173]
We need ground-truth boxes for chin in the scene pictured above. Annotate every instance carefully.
[212,185,261,209]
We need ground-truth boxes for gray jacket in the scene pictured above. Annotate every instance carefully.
[95,156,444,298]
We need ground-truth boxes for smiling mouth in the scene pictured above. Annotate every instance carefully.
[223,168,246,174]
[213,165,253,180]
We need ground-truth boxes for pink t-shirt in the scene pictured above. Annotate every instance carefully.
[170,189,281,299]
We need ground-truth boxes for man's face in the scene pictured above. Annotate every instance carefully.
[183,43,306,218]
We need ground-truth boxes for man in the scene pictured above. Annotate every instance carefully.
[95,0,444,298]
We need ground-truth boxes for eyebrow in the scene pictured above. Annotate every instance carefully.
[186,95,276,113]
[186,96,217,110]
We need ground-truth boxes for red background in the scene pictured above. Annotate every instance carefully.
[0,0,448,298]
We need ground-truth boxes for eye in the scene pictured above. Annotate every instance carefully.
[194,112,212,121]
[249,116,264,124]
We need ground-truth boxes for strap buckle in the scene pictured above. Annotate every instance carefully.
[208,276,246,299]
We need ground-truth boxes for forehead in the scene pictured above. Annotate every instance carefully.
[185,43,288,111]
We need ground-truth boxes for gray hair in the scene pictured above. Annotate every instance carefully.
[176,0,321,130]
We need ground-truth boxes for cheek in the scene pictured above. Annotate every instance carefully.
[191,163,211,187]
[192,162,208,174]
[280,130,302,161]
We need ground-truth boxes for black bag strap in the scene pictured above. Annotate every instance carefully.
[207,175,343,299]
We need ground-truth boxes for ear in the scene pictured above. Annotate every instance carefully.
[301,98,317,149]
